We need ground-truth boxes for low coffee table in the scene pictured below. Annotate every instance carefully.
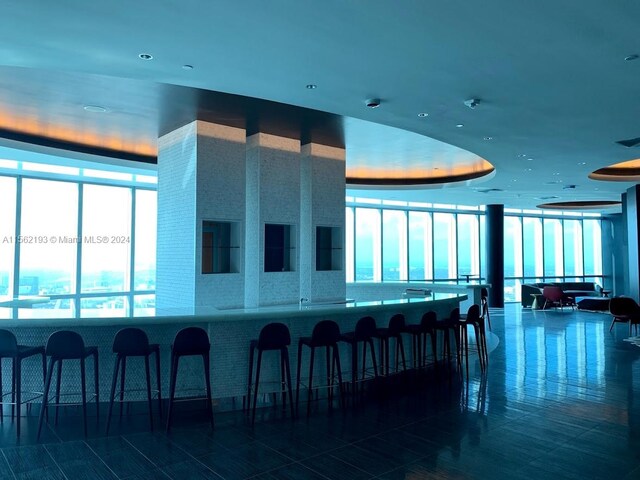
[576,296,610,312]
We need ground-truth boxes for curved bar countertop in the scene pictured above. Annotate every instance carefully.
[2,293,466,408]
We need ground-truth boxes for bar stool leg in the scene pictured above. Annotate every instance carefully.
[333,346,345,408]
[351,343,358,398]
[94,351,100,421]
[80,357,88,437]
[144,355,153,431]
[325,346,331,404]
[203,352,214,429]
[106,356,121,434]
[15,359,21,437]
[54,361,62,426]
[119,357,127,418]
[368,339,378,378]
[246,345,255,413]
[11,359,15,420]
[251,350,263,425]
[295,342,303,413]
[306,347,315,415]
[283,348,295,420]
[280,351,286,410]
[166,354,179,433]
[154,349,162,418]
[37,359,55,441]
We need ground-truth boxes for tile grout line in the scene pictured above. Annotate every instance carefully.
[42,443,70,480]
[82,439,123,480]
[0,450,17,480]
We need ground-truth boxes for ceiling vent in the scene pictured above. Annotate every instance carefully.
[616,137,640,148]
[537,195,560,200]
[474,188,503,193]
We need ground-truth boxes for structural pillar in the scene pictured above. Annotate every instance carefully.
[625,186,640,302]
[486,204,504,308]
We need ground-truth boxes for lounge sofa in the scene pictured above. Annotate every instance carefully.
[521,282,602,308]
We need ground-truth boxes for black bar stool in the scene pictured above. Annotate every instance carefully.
[247,322,294,425]
[166,327,214,432]
[0,330,46,437]
[481,288,492,331]
[372,314,407,376]
[434,308,461,367]
[37,331,99,440]
[106,328,162,434]
[458,304,488,376]
[404,311,438,369]
[339,316,379,396]
[295,320,344,415]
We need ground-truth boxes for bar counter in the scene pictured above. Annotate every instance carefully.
[1,293,466,409]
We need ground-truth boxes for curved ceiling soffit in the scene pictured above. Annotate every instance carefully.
[589,158,640,182]
[535,200,622,210]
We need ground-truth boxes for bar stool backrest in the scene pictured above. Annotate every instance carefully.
[311,320,341,346]
[388,314,406,334]
[173,327,210,355]
[421,311,437,328]
[481,288,488,299]
[46,331,85,359]
[354,316,377,340]
[466,304,481,323]
[257,322,291,350]
[449,307,460,323]
[0,330,18,356]
[113,328,150,355]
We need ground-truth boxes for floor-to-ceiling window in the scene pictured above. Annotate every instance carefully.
[347,198,605,303]
[0,157,157,319]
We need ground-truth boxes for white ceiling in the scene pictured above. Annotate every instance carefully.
[1,0,639,210]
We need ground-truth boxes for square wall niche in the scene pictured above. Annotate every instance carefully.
[264,223,296,272]
[316,226,343,271]
[202,221,240,274]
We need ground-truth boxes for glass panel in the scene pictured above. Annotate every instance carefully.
[433,212,456,280]
[504,216,523,279]
[457,214,479,281]
[523,217,543,279]
[583,219,602,278]
[382,210,407,281]
[563,219,583,277]
[504,279,521,303]
[20,179,78,296]
[134,294,155,316]
[81,184,132,293]
[355,208,381,281]
[18,298,75,319]
[134,189,156,290]
[408,211,432,281]
[0,176,16,299]
[544,218,564,278]
[80,296,127,318]
[345,207,354,282]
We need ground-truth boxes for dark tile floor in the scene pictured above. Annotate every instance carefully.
[1,304,640,479]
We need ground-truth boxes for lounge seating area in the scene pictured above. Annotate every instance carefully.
[521,282,603,308]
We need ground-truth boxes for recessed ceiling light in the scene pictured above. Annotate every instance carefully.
[525,168,532,171]
[553,172,560,175]
[578,161,586,165]
[456,124,464,128]
[625,54,639,61]
[306,84,317,89]
[417,112,429,118]
[517,154,527,158]
[182,64,194,70]
[483,136,493,141]
[138,53,153,60]
[527,158,534,161]
[83,105,108,113]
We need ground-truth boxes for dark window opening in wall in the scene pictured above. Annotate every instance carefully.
[316,226,342,271]
[202,221,239,274]
[265,224,294,272]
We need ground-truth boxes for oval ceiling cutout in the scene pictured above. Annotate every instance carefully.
[536,200,621,210]
[589,158,640,182]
